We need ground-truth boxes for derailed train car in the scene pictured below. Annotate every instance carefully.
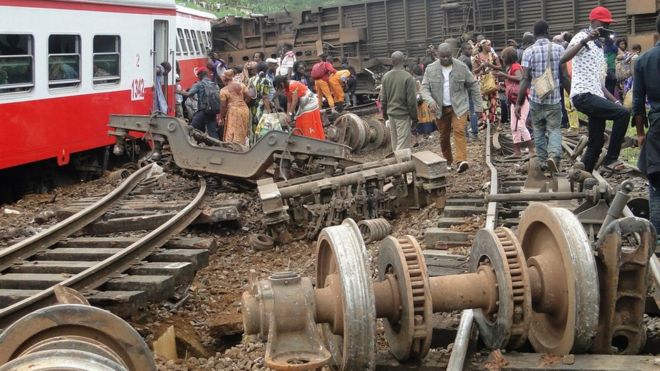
[211,0,658,94]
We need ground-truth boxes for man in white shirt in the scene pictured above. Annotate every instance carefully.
[560,6,630,173]
[421,43,483,173]
[277,44,296,77]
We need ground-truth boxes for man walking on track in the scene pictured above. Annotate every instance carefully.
[380,51,418,152]
[421,43,483,173]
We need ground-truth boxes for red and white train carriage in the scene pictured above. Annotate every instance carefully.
[0,0,215,191]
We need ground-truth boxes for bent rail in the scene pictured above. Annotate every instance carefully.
[0,178,207,329]
[0,164,154,272]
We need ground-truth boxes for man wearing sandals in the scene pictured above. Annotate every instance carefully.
[560,6,630,173]
[633,14,660,237]
[421,43,483,173]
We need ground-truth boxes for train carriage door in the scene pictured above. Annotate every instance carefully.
[153,20,171,115]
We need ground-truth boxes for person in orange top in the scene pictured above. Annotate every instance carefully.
[328,69,351,107]
[311,53,337,113]
[273,75,325,140]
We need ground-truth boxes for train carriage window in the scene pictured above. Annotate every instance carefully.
[93,35,120,85]
[196,30,206,55]
[190,30,200,55]
[183,29,194,56]
[206,32,212,49]
[0,34,34,93]
[177,28,188,55]
[48,34,80,88]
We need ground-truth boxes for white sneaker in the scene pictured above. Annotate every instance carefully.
[457,161,469,173]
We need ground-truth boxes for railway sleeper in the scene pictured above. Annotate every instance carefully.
[241,203,656,370]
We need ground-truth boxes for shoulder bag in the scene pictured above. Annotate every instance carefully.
[532,43,556,100]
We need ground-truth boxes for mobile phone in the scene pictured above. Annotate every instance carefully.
[597,27,615,39]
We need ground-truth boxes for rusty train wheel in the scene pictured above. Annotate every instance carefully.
[316,219,376,370]
[469,228,531,350]
[377,236,433,361]
[518,203,599,354]
[0,304,155,371]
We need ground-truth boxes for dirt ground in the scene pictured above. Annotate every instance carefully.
[1,125,657,370]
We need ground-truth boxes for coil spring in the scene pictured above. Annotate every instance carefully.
[357,218,392,243]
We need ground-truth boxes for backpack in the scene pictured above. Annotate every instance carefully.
[201,80,221,114]
[311,62,327,80]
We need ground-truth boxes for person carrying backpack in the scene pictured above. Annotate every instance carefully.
[177,67,222,139]
[311,53,337,113]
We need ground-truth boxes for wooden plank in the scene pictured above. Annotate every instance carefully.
[492,353,659,371]
[0,289,40,307]
[148,249,209,270]
[8,260,95,274]
[424,251,468,277]
[83,214,176,235]
[37,248,122,261]
[442,206,486,218]
[127,262,195,286]
[104,275,175,301]
[58,236,217,254]
[86,290,148,317]
[0,273,67,290]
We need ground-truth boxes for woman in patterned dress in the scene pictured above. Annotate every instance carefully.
[219,70,251,145]
[472,39,502,128]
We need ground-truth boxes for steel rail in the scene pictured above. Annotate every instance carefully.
[449,134,659,370]
[0,178,206,329]
[447,123,498,371]
[0,164,154,272]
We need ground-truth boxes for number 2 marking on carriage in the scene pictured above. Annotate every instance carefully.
[131,78,145,101]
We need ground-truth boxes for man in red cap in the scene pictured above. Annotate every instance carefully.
[561,6,630,174]
[177,67,222,139]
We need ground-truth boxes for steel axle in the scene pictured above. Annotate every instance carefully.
[242,204,602,370]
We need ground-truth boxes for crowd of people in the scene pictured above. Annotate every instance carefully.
[161,47,357,147]
[380,6,653,178]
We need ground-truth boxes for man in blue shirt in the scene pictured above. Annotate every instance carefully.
[633,14,660,236]
[177,67,220,139]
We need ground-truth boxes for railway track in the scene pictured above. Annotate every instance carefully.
[0,165,213,330]
[436,125,660,370]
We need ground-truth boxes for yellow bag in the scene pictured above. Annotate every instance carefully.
[623,90,633,110]
[480,72,498,96]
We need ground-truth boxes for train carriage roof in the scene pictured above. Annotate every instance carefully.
[62,0,176,9]
[176,5,217,20]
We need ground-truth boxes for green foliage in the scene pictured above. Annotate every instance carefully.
[177,0,357,16]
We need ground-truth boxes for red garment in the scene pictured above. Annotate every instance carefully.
[287,81,308,98]
[286,81,325,140]
[311,61,336,81]
[504,63,522,102]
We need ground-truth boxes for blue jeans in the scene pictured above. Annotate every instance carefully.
[650,182,660,239]
[192,110,219,139]
[466,98,478,137]
[529,101,562,165]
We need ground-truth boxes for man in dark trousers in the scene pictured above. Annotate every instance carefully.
[560,6,630,173]
[177,67,221,139]
[380,51,418,152]
[633,14,660,237]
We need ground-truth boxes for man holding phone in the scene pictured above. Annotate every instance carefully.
[560,6,630,173]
